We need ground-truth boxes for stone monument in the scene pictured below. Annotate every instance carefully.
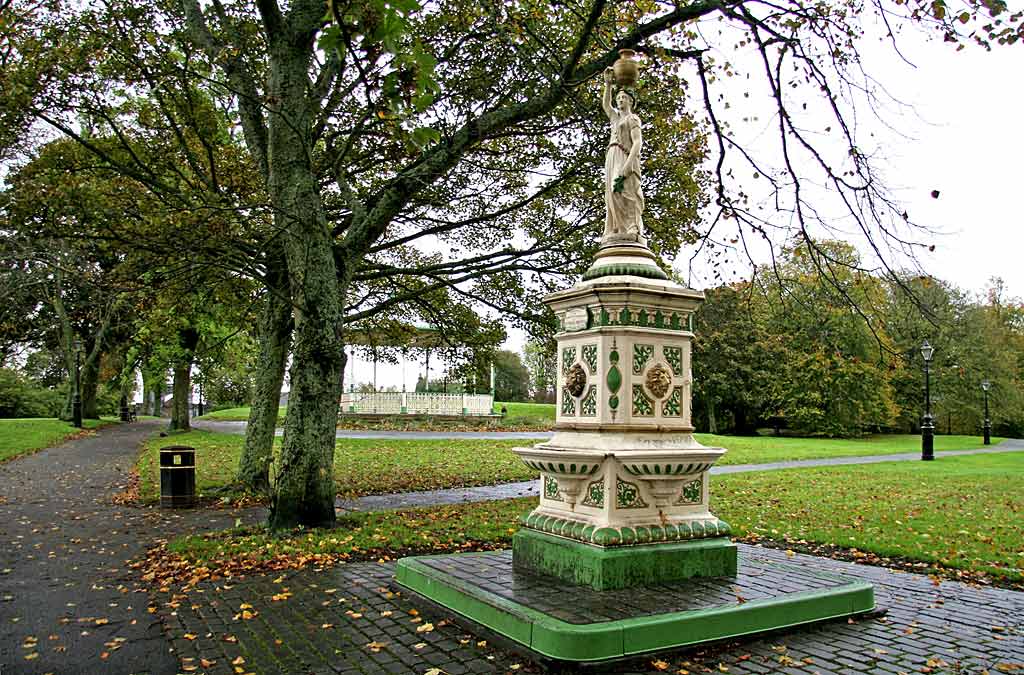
[396,50,874,663]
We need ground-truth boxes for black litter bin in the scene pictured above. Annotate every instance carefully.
[160,445,196,508]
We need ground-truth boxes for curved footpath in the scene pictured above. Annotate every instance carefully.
[0,421,261,675]
[1,422,1022,675]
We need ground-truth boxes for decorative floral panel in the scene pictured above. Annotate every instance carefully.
[632,384,654,417]
[675,478,703,505]
[616,478,649,509]
[663,346,683,376]
[662,385,683,417]
[561,346,577,377]
[581,343,598,375]
[580,385,598,417]
[632,343,654,375]
[544,475,563,502]
[560,388,576,416]
[581,478,605,508]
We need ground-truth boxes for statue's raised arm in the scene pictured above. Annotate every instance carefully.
[601,68,616,121]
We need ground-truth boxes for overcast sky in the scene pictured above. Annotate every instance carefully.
[352,21,1024,391]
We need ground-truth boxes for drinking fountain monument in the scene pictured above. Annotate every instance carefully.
[397,50,874,663]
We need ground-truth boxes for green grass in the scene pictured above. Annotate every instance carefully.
[0,417,116,463]
[137,429,1006,503]
[167,452,1023,584]
[701,433,1004,461]
[140,431,531,502]
[494,401,554,426]
[712,451,1024,582]
[199,406,286,421]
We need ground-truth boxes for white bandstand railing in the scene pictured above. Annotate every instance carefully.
[339,392,495,416]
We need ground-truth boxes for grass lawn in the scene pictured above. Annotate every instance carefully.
[0,417,116,463]
[140,431,530,502]
[494,401,554,425]
[197,402,552,429]
[711,451,1024,582]
[164,452,1023,586]
[200,406,287,422]
[137,429,1006,503]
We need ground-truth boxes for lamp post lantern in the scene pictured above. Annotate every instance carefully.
[72,338,83,429]
[981,380,991,445]
[920,340,934,461]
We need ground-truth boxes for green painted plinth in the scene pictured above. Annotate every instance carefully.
[395,550,876,663]
[512,528,737,591]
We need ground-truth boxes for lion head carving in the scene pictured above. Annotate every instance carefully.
[645,362,673,399]
[565,363,587,398]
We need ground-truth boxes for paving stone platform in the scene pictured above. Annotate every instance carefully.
[397,549,874,661]
[159,544,1024,674]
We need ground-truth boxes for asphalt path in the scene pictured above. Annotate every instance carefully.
[0,421,261,675]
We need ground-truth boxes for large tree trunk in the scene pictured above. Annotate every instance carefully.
[238,256,293,492]
[266,43,345,530]
[169,328,199,431]
[170,363,191,430]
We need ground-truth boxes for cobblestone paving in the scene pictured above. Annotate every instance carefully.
[162,544,1024,675]
[337,441,1024,512]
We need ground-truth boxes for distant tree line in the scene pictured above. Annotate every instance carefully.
[692,242,1024,438]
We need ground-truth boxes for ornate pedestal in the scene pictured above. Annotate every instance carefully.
[395,238,874,662]
[510,240,735,589]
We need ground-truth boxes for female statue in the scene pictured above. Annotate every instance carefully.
[602,68,644,241]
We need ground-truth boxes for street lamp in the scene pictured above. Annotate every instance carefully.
[72,338,83,428]
[981,380,991,445]
[197,376,205,418]
[920,339,934,461]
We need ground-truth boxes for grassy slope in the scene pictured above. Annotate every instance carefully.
[170,452,1024,583]
[138,429,1007,502]
[0,418,115,463]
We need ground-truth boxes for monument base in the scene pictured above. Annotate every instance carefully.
[512,528,737,591]
[395,549,875,663]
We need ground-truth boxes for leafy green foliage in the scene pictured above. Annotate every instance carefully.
[491,350,530,402]
[0,368,63,418]
[696,242,1024,437]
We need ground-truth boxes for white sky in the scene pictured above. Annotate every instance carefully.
[354,22,1024,392]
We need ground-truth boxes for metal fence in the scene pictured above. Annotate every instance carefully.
[338,392,495,416]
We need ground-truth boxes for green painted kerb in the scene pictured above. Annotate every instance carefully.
[512,529,737,591]
[582,263,670,281]
[395,553,876,663]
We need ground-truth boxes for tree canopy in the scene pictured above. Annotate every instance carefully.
[3,0,1020,527]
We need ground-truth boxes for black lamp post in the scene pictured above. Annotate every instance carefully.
[72,338,83,428]
[197,376,205,418]
[920,339,934,461]
[981,380,991,445]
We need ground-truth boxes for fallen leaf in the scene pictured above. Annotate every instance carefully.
[651,660,669,671]
[417,622,435,633]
